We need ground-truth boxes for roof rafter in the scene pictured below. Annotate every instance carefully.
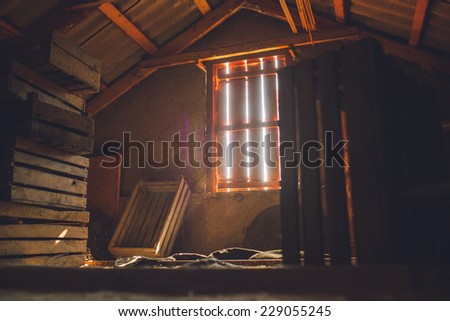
[409,0,429,47]
[194,0,212,15]
[98,3,158,55]
[333,0,346,23]
[279,0,298,33]
[139,27,359,69]
[87,0,244,115]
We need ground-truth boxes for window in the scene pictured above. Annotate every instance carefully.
[211,54,287,192]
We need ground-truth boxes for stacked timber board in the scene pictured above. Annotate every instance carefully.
[0,34,99,266]
[0,31,101,94]
[0,202,89,267]
[109,177,191,258]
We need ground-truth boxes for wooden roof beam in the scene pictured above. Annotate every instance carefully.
[409,0,429,47]
[98,3,158,55]
[87,0,244,115]
[194,0,211,15]
[139,28,359,69]
[280,0,298,33]
[333,0,346,23]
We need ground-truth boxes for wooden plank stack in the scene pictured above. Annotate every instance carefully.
[108,177,191,258]
[0,33,99,267]
[279,38,448,266]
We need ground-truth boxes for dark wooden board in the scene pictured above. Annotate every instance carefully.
[316,52,351,264]
[0,239,87,256]
[0,202,89,223]
[0,254,85,267]
[295,60,324,265]
[278,67,301,265]
[0,224,88,239]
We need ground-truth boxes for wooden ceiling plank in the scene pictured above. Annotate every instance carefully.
[194,0,211,15]
[98,3,158,55]
[87,0,244,115]
[139,28,360,69]
[279,0,298,34]
[409,0,430,47]
[333,0,346,23]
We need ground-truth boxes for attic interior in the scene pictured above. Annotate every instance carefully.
[0,0,450,300]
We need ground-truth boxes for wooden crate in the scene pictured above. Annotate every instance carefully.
[0,201,89,267]
[0,94,94,154]
[0,60,85,114]
[0,31,100,94]
[108,177,191,258]
[0,137,89,210]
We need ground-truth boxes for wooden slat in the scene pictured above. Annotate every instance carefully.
[98,3,158,55]
[113,181,143,245]
[13,166,87,195]
[15,137,89,168]
[333,0,346,23]
[13,151,88,179]
[156,182,186,254]
[0,202,89,223]
[139,28,359,69]
[0,254,85,267]
[0,224,88,239]
[87,0,244,116]
[341,40,389,264]
[296,60,324,265]
[316,52,351,264]
[409,0,429,47]
[0,239,86,256]
[11,186,87,210]
[278,67,301,265]
[194,0,211,15]
[280,0,298,33]
[162,184,191,256]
